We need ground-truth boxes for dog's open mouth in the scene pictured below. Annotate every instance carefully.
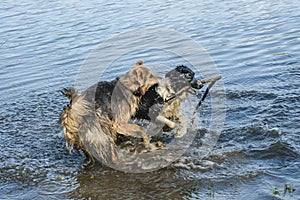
[191,78,203,90]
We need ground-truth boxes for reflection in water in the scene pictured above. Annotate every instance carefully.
[70,167,196,199]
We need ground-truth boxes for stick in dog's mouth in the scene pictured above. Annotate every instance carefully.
[165,76,222,103]
[164,86,196,103]
[194,75,222,112]
[199,75,222,85]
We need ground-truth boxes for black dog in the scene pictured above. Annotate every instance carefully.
[134,65,203,137]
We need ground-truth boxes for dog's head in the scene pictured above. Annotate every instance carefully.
[165,65,202,95]
[117,60,161,97]
[170,65,195,82]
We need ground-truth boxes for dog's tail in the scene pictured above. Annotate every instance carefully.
[61,88,78,100]
[60,88,80,154]
[60,86,118,165]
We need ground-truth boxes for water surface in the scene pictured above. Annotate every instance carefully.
[1,0,299,199]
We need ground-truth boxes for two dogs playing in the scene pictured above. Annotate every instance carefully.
[60,61,205,167]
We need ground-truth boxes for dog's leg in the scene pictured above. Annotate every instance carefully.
[82,148,95,168]
[174,115,187,138]
[115,123,149,144]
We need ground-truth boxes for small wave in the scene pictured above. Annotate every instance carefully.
[226,89,277,101]
[245,141,299,159]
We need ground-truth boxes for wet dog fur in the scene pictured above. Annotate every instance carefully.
[60,62,203,167]
[134,65,203,138]
[60,61,161,166]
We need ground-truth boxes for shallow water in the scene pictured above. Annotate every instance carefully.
[1,0,299,199]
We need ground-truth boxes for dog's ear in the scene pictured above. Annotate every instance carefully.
[135,60,143,66]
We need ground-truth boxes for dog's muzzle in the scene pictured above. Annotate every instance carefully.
[190,78,204,90]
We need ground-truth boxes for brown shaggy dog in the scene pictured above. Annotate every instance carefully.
[60,61,161,166]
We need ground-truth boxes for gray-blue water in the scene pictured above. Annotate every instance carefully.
[1,0,299,199]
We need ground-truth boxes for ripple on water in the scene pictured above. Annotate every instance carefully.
[1,0,300,199]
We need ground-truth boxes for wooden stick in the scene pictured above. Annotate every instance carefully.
[199,75,222,84]
[194,75,221,112]
[165,76,222,103]
[165,86,193,102]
